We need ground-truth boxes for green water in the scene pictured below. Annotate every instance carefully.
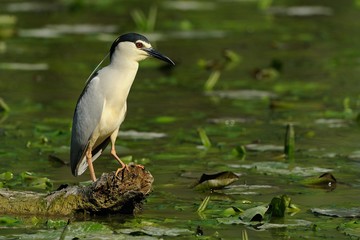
[1,0,360,239]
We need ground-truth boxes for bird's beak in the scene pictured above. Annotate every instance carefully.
[143,48,175,65]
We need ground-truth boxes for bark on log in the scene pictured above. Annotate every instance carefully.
[0,165,153,216]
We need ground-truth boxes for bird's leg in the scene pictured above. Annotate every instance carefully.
[112,146,129,176]
[86,148,97,182]
[110,131,129,176]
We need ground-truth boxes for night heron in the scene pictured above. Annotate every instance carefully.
[70,33,175,182]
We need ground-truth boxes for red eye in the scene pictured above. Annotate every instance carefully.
[135,42,143,48]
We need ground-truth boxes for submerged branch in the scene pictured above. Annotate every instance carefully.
[0,165,153,216]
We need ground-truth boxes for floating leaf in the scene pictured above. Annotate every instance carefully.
[240,205,269,222]
[0,216,19,226]
[0,62,48,71]
[154,116,177,123]
[46,219,68,229]
[315,118,349,128]
[239,161,333,177]
[257,219,312,230]
[223,206,243,217]
[19,172,53,190]
[194,171,239,190]
[205,90,276,100]
[311,207,360,218]
[0,171,13,181]
[302,172,337,189]
[119,130,167,139]
[245,143,283,152]
[253,67,279,80]
[120,226,193,237]
[338,220,360,238]
[268,6,333,17]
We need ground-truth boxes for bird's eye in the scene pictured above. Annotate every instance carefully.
[135,42,143,48]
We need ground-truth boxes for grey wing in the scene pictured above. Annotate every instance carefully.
[70,75,105,176]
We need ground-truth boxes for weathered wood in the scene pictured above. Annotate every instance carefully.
[0,165,153,216]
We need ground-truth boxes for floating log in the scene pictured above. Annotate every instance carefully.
[0,165,153,216]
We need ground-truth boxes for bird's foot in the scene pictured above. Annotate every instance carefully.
[115,164,129,176]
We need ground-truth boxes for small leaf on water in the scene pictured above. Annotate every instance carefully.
[302,172,337,189]
[240,205,269,222]
[223,206,243,217]
[154,116,177,123]
[119,130,167,139]
[194,171,239,190]
[0,216,19,225]
[0,171,13,181]
[19,172,53,190]
[311,207,360,218]
[246,143,283,152]
[338,220,360,238]
[46,219,68,229]
[120,226,193,237]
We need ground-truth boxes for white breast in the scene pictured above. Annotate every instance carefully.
[93,61,139,140]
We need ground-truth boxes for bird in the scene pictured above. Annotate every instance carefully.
[70,32,175,182]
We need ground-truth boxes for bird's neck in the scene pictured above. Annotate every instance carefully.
[107,58,139,98]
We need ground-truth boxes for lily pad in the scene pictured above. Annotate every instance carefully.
[0,216,19,226]
[245,143,283,152]
[311,207,360,218]
[302,172,337,189]
[0,171,13,181]
[193,171,239,190]
[238,161,333,177]
[19,24,117,38]
[0,62,48,71]
[240,205,269,222]
[119,226,193,237]
[119,130,167,140]
[348,151,360,161]
[268,6,333,17]
[2,172,53,190]
[223,184,276,195]
[315,118,349,128]
[338,220,360,238]
[205,90,276,100]
[258,219,312,230]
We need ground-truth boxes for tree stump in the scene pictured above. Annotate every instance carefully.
[0,165,153,216]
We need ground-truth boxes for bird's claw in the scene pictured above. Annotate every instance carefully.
[115,163,145,177]
[115,164,129,176]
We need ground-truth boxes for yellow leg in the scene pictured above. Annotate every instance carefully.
[86,148,97,182]
[112,145,129,176]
